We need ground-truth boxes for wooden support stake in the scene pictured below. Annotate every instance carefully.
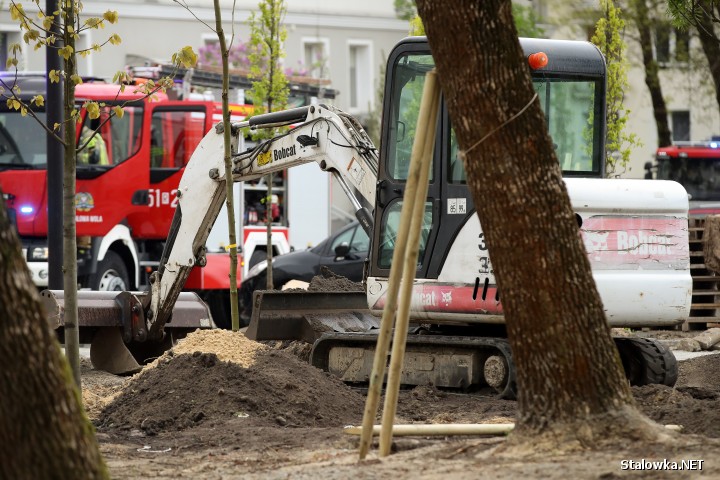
[357,69,440,461]
[347,423,515,437]
[379,71,440,457]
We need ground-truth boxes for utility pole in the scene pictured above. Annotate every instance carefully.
[46,0,64,289]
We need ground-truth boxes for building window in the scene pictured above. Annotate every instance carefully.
[348,41,373,113]
[671,110,690,142]
[1,30,24,72]
[655,24,689,65]
[302,38,329,79]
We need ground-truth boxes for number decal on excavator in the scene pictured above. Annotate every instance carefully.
[478,233,487,250]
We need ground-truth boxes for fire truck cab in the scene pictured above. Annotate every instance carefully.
[650,139,720,209]
[647,139,720,328]
[0,74,292,327]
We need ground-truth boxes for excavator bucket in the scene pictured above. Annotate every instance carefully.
[90,327,142,375]
[41,289,213,375]
[245,290,378,343]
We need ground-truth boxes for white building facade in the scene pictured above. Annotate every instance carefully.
[0,1,408,121]
[6,2,712,181]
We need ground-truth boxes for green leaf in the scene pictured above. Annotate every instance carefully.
[84,17,102,29]
[86,102,100,120]
[173,46,198,69]
[103,10,119,24]
[49,70,61,83]
[23,29,40,44]
[58,45,73,60]
[10,4,24,21]
[109,34,122,46]
[113,106,124,119]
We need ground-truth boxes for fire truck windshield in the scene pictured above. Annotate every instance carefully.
[0,103,144,170]
[656,156,720,201]
[0,111,47,168]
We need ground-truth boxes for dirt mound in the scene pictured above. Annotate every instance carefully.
[98,330,365,435]
[307,266,364,292]
[632,353,720,438]
[80,357,128,420]
[394,386,516,425]
[677,353,720,390]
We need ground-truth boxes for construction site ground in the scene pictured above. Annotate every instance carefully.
[80,324,720,480]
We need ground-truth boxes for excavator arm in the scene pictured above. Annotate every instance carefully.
[147,104,379,338]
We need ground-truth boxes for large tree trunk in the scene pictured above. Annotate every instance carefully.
[0,193,107,478]
[416,0,669,449]
[696,0,720,117]
[630,0,672,147]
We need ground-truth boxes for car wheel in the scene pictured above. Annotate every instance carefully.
[91,251,129,291]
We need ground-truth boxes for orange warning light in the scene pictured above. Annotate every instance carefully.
[528,52,548,70]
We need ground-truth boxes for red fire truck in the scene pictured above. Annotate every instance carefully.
[0,73,311,327]
[647,140,720,328]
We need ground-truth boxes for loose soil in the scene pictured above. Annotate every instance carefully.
[86,275,720,478]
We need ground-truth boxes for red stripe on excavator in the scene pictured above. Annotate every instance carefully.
[372,284,503,314]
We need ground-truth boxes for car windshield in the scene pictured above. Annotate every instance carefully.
[0,103,144,170]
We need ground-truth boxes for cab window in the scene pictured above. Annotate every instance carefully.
[150,110,206,169]
[378,201,433,269]
[386,53,436,183]
[447,77,602,183]
[77,104,142,167]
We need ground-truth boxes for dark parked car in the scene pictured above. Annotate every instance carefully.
[239,220,369,323]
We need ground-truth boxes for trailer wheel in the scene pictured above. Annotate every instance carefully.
[615,337,678,387]
[91,251,129,291]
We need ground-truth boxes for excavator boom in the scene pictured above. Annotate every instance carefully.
[148,104,379,336]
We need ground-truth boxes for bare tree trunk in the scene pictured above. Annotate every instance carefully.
[266,174,274,289]
[62,0,81,388]
[213,0,241,331]
[630,0,672,147]
[0,192,107,479]
[416,0,668,449]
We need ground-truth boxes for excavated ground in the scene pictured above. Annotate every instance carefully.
[84,272,720,478]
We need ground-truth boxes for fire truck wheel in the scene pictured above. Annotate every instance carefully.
[92,251,130,291]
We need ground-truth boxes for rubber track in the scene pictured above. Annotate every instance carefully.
[310,332,518,399]
[614,337,678,387]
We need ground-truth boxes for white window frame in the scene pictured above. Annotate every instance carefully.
[347,39,374,114]
[301,36,330,80]
[0,24,25,72]
[75,30,93,77]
